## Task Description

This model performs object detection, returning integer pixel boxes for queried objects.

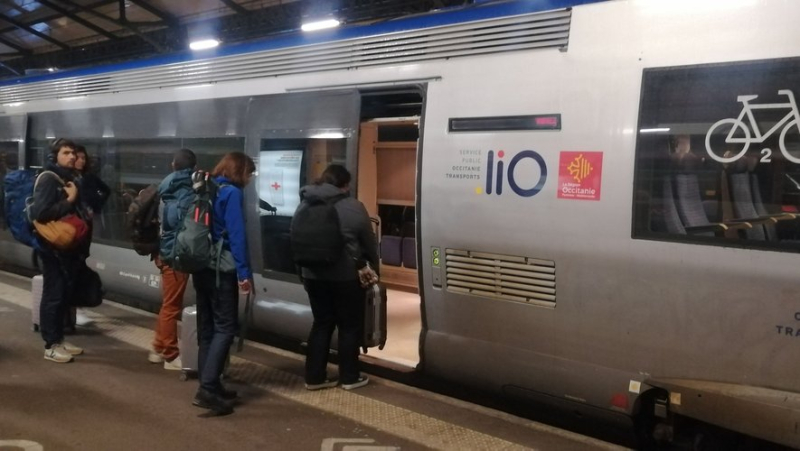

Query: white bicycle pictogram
[705,89,800,164]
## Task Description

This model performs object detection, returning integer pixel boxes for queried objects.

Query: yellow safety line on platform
[0,279,625,451]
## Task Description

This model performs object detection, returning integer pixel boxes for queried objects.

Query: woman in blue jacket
[192,151,255,416]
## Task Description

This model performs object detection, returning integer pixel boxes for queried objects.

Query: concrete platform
[0,272,627,451]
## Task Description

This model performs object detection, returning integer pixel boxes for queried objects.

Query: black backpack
[290,194,346,268]
[126,184,160,256]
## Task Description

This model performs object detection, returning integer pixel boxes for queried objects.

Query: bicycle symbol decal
[705,89,800,164]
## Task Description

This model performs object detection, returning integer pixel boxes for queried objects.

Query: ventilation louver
[0,9,571,104]
[445,249,556,306]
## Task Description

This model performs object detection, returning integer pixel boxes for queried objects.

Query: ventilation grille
[0,9,571,104]
[445,249,556,306]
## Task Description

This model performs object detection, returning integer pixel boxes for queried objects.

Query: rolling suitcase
[179,305,199,381]
[31,274,76,333]
[362,283,387,353]
[179,303,237,381]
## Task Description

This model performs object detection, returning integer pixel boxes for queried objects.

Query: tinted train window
[633,58,800,251]
[259,138,347,275]
[29,137,243,249]
[0,142,19,232]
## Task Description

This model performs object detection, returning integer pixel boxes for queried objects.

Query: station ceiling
[0,0,472,79]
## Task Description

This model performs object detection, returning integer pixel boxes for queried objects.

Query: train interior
[633,58,800,249]
[354,89,423,367]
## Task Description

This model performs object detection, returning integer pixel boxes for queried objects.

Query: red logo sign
[557,151,603,201]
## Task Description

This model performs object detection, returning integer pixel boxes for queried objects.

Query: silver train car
[1,0,798,447]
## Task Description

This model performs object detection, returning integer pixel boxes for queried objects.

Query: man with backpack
[148,148,197,370]
[30,139,85,363]
[291,164,379,391]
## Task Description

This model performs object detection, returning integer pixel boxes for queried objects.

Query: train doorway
[356,88,424,367]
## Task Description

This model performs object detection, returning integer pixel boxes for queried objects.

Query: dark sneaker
[193,388,233,416]
[305,379,338,391]
[341,376,369,390]
[215,385,238,400]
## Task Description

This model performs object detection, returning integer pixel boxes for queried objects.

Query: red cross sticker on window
[271,182,281,190]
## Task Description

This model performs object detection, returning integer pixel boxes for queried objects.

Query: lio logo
[483,150,547,197]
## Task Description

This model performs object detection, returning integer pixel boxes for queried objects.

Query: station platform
[0,272,627,451]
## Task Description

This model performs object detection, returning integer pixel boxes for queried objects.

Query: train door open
[356,89,424,367]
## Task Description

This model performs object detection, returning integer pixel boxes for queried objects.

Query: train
[1,0,799,447]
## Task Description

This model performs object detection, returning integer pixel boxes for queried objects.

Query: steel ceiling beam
[219,0,248,15]
[0,35,32,55]
[0,0,118,36]
[126,0,178,25]
[0,13,69,50]
[54,0,167,52]
[36,0,120,41]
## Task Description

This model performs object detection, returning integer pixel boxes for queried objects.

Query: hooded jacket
[157,168,194,261]
[297,183,379,281]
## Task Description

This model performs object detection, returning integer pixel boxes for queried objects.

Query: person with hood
[148,148,197,370]
[295,164,379,391]
[31,139,86,363]
[191,151,254,416]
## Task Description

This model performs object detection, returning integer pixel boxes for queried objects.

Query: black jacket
[30,163,77,224]
[76,172,110,214]
[298,183,379,281]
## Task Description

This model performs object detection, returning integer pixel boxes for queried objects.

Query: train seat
[730,172,767,240]
[380,235,403,267]
[674,174,751,235]
[402,237,417,269]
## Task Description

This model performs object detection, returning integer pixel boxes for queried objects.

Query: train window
[28,137,243,249]
[632,58,800,251]
[0,142,19,232]
[259,137,347,276]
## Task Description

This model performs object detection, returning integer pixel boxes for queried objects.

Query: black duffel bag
[70,263,104,308]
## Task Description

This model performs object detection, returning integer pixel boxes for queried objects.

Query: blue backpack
[3,169,42,251]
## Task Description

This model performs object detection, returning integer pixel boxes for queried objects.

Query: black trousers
[303,279,365,385]
[193,268,239,394]
[40,252,78,349]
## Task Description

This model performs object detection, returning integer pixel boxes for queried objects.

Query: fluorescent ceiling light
[639,127,671,133]
[310,132,345,139]
[59,95,87,101]
[3,102,24,107]
[189,39,219,51]
[47,67,56,72]
[301,19,340,32]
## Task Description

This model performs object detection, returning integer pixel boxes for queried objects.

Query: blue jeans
[40,252,78,349]
[303,279,365,385]
[193,268,239,393]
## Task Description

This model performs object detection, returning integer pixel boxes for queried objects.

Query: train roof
[0,0,605,89]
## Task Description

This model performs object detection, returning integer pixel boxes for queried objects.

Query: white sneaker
[44,346,73,363]
[148,351,164,364]
[60,342,84,356]
[74,310,93,326]
[163,357,182,371]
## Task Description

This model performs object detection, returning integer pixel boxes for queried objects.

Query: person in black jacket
[72,145,110,326]
[31,139,85,363]
[74,145,110,220]
[295,165,380,391]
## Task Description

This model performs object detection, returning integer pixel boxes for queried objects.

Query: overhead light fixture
[639,127,671,133]
[301,19,340,32]
[47,67,56,72]
[310,132,345,139]
[189,39,220,51]
[3,102,24,107]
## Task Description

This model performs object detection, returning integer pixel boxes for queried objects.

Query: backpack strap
[34,170,64,190]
